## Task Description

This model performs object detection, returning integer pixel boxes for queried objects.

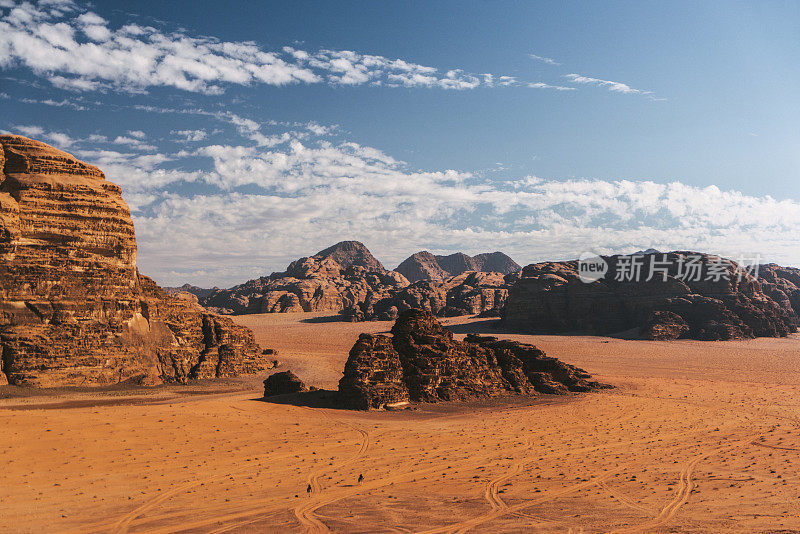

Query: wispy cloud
[564,73,651,95]
[529,53,560,66]
[528,82,576,91]
[0,1,522,94]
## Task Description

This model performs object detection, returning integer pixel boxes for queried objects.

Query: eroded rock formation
[346,270,517,321]
[0,135,271,387]
[200,241,410,315]
[395,251,520,282]
[338,309,609,409]
[503,252,797,340]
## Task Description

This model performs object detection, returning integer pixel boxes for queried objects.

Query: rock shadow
[254,389,350,410]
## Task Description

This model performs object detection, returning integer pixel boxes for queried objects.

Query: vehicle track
[292,409,371,533]
[607,433,760,534]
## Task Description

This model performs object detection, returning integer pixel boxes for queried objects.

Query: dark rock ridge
[164,283,219,299]
[757,264,800,323]
[0,135,273,387]
[200,241,409,315]
[503,252,797,341]
[395,250,520,282]
[342,270,519,322]
[338,309,610,409]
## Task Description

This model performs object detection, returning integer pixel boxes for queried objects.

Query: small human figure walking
[306,484,312,494]
[357,474,364,484]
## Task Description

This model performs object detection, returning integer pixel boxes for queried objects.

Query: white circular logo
[578,252,608,283]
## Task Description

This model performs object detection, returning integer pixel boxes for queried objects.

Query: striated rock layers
[503,252,797,341]
[201,241,410,315]
[338,309,609,409]
[395,251,520,282]
[343,270,519,322]
[0,135,270,387]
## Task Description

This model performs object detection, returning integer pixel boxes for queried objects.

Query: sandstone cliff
[502,252,797,340]
[395,250,520,282]
[0,136,271,387]
[338,309,609,409]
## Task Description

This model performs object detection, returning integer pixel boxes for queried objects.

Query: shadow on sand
[299,314,346,324]
[254,389,353,410]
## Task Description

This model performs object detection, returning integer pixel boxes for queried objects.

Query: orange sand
[2,312,799,533]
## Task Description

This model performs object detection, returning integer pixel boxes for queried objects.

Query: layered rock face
[201,241,410,315]
[0,136,270,386]
[395,250,520,282]
[346,270,517,321]
[338,309,609,409]
[503,252,797,340]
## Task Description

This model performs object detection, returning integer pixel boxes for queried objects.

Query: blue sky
[1,0,800,286]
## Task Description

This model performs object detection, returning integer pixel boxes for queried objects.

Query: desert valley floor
[2,313,800,533]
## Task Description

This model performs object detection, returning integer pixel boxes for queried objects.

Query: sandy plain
[2,312,800,533]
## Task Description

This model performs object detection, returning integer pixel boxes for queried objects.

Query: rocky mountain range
[0,136,273,387]
[395,251,520,282]
[502,253,800,340]
[194,241,517,320]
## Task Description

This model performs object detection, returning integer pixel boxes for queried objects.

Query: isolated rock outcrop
[338,309,609,409]
[263,370,308,397]
[395,251,520,282]
[200,241,410,315]
[503,252,796,340]
[0,135,272,387]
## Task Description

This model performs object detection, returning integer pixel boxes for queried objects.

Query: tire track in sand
[607,433,759,534]
[102,399,274,534]
[292,409,371,533]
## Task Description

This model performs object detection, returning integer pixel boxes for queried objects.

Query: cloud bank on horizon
[9,111,799,287]
[1,0,798,287]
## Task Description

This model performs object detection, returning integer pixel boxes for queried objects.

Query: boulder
[641,311,690,340]
[263,371,308,397]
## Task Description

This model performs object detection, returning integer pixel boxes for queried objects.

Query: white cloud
[5,123,74,147]
[529,82,576,91]
[112,135,156,151]
[529,53,560,66]
[0,1,520,94]
[564,73,651,95]
[172,128,208,142]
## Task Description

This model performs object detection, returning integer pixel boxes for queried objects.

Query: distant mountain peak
[395,250,520,282]
[312,240,385,272]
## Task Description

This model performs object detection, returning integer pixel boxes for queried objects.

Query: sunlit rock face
[395,250,520,282]
[0,136,269,387]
